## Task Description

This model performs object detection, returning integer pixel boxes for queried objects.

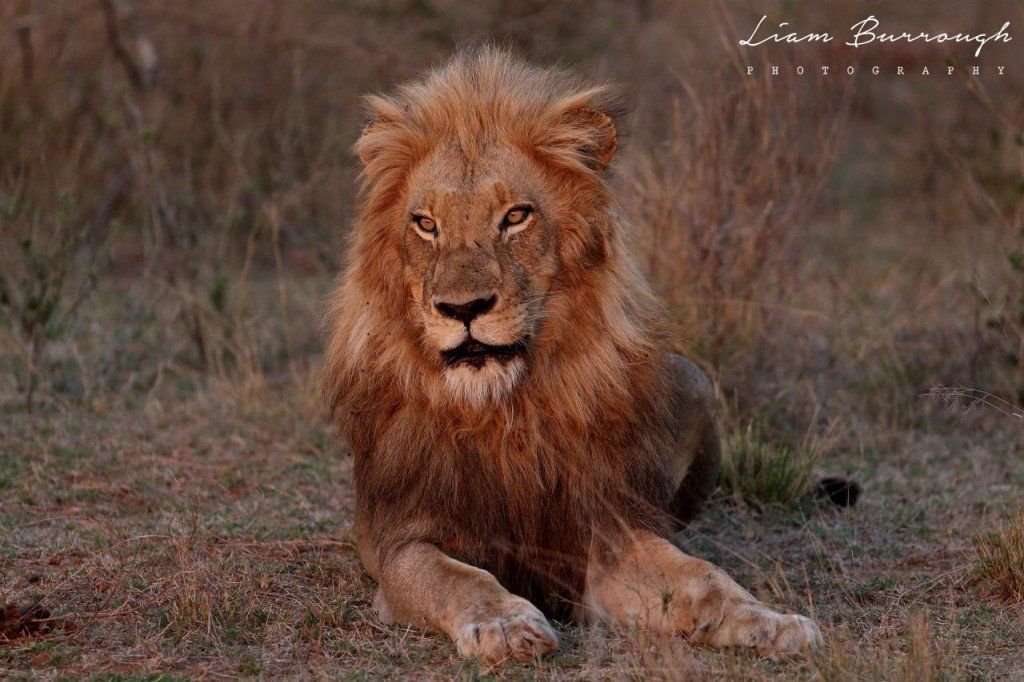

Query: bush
[0,193,102,409]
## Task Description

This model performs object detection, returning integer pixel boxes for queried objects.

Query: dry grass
[3,378,1024,677]
[622,59,846,373]
[974,509,1024,603]
[2,0,1024,678]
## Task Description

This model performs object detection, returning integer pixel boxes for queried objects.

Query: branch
[98,0,158,92]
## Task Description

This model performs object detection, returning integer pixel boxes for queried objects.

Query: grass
[974,509,1024,602]
[719,422,823,508]
[1,373,1022,677]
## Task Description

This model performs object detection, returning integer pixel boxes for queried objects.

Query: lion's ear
[355,95,403,168]
[564,107,617,171]
[355,120,380,167]
[549,86,621,172]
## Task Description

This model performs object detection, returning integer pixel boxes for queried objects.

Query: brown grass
[2,0,1024,678]
[622,60,846,373]
[974,509,1024,602]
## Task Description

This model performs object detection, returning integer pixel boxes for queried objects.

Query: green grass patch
[720,422,821,508]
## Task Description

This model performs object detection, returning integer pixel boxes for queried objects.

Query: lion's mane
[324,48,680,615]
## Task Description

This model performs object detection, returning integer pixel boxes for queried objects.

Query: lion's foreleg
[374,542,558,662]
[580,532,822,655]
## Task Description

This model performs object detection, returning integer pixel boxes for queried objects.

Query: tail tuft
[815,477,861,507]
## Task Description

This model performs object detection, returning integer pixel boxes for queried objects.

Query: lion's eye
[413,215,437,235]
[501,206,532,230]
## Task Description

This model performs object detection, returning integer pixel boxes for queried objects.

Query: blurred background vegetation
[0,0,1020,433]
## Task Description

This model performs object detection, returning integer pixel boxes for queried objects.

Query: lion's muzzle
[434,294,497,325]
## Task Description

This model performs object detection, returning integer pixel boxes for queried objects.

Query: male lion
[324,48,823,663]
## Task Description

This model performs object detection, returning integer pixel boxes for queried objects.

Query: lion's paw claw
[454,600,558,663]
[693,602,822,657]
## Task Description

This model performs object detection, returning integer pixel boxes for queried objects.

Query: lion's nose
[434,295,497,325]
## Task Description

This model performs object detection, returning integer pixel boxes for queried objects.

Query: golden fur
[323,47,822,662]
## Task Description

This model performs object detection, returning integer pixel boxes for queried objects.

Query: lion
[323,47,823,663]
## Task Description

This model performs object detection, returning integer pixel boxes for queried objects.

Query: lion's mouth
[441,338,527,369]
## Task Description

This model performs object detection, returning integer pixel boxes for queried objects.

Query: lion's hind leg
[669,417,722,524]
[581,531,822,656]
[666,354,722,525]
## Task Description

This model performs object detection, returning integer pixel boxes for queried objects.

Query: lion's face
[403,143,559,404]
[348,49,621,408]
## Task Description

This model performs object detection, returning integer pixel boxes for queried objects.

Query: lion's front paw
[692,601,823,656]
[454,598,559,663]
[770,613,823,654]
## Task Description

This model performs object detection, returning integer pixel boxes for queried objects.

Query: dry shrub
[960,79,1024,405]
[0,1,370,400]
[621,60,847,380]
[0,122,122,408]
[973,509,1024,602]
[0,188,103,410]
[901,67,1024,410]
